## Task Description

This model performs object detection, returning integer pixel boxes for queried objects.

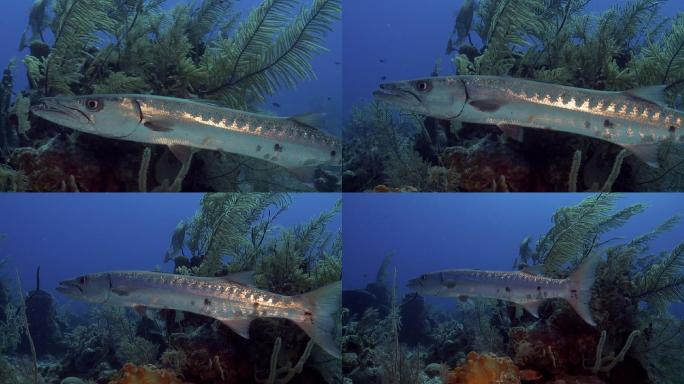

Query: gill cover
[374,77,468,119]
[31,95,140,138]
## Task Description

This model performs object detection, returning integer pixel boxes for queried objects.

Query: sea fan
[633,241,684,311]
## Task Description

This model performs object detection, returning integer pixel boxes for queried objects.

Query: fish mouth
[373,83,422,107]
[55,280,83,296]
[31,98,91,125]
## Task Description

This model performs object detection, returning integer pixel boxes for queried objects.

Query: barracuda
[57,271,341,358]
[407,254,601,326]
[374,75,684,167]
[31,94,340,175]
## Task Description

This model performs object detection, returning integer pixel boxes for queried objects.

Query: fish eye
[414,80,432,93]
[85,99,102,111]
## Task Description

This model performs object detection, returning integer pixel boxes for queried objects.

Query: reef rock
[447,351,520,384]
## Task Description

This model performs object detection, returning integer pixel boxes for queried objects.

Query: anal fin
[622,143,659,168]
[168,144,194,164]
[521,301,541,318]
[221,318,253,339]
[498,124,525,142]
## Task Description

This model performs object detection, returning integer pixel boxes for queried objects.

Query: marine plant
[514,193,684,383]
[171,192,341,295]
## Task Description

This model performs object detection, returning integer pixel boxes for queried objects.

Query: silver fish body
[31,94,341,172]
[57,271,341,357]
[375,75,684,167]
[408,254,601,326]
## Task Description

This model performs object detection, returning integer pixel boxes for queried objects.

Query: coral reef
[0,0,341,191]
[344,0,684,191]
[343,194,684,384]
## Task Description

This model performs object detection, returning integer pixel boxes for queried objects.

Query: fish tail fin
[295,281,341,358]
[566,253,602,326]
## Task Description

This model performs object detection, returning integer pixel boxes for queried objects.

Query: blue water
[0,0,342,133]
[342,193,684,314]
[0,193,340,303]
[343,0,684,119]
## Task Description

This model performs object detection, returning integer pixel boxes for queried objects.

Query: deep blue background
[0,193,340,301]
[343,193,684,315]
[0,0,342,133]
[342,0,684,119]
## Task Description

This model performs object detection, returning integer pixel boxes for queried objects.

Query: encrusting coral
[108,363,188,384]
[446,351,520,384]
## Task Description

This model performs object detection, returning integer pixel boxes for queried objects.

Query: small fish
[381,76,387,81]
[163,221,187,263]
[407,254,602,326]
[374,76,684,167]
[272,102,281,108]
[327,97,332,101]
[454,0,476,46]
[334,61,341,65]
[379,59,385,63]
[31,95,341,177]
[57,270,342,358]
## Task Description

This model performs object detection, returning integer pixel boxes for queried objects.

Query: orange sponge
[447,351,521,384]
[108,363,189,384]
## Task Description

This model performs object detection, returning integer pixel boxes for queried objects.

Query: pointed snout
[55,279,82,296]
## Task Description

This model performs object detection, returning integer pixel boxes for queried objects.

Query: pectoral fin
[221,318,253,339]
[521,301,541,318]
[469,99,507,112]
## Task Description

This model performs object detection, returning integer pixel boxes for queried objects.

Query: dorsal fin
[220,271,255,286]
[625,85,668,107]
[521,265,544,276]
[289,113,326,130]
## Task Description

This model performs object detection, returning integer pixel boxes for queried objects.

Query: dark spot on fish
[537,286,541,291]
[112,289,129,296]
[669,125,677,133]
[304,311,313,316]
[274,143,283,152]
[470,99,504,112]
[584,121,591,129]
[253,302,259,308]
[272,102,280,108]
[145,120,173,132]
[505,286,511,292]
[330,150,337,158]
[256,145,262,152]
[204,298,211,306]
[603,119,614,128]
[444,281,456,289]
